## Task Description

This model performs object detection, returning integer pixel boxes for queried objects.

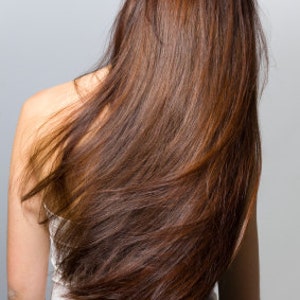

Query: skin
[7,91,52,300]
[7,66,260,299]
[7,68,109,300]
[219,208,260,300]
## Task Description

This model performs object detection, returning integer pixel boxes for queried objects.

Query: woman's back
[8,1,268,299]
[35,70,220,299]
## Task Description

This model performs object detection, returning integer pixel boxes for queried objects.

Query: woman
[7,0,268,299]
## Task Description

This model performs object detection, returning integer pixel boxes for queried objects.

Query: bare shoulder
[9,65,111,204]
[7,65,111,298]
[13,65,111,172]
[22,65,111,127]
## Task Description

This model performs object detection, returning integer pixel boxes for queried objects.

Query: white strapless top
[44,204,218,300]
[44,204,71,299]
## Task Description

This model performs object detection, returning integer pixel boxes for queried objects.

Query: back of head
[22,0,268,299]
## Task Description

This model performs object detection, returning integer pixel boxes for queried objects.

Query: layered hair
[21,0,269,299]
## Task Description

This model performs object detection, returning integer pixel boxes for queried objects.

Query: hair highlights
[21,0,268,299]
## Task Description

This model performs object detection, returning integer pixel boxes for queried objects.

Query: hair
[21,0,269,299]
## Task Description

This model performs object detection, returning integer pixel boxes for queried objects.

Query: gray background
[1,1,299,299]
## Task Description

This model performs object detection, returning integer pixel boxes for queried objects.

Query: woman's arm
[7,94,51,300]
[218,205,260,300]
[7,74,106,299]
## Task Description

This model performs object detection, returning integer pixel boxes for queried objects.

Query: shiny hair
[21,0,268,298]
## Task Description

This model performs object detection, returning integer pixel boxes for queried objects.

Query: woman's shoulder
[13,66,111,176]
[22,65,111,125]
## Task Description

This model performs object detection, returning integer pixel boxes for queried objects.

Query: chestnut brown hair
[21,0,268,298]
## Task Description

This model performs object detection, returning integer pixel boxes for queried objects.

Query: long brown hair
[21,0,269,299]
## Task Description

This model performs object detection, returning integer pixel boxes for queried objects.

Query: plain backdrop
[1,1,299,299]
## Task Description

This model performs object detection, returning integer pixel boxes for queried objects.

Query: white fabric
[44,204,218,299]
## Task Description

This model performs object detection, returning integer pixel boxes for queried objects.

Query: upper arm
[7,91,56,299]
[7,67,113,298]
[218,206,260,300]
